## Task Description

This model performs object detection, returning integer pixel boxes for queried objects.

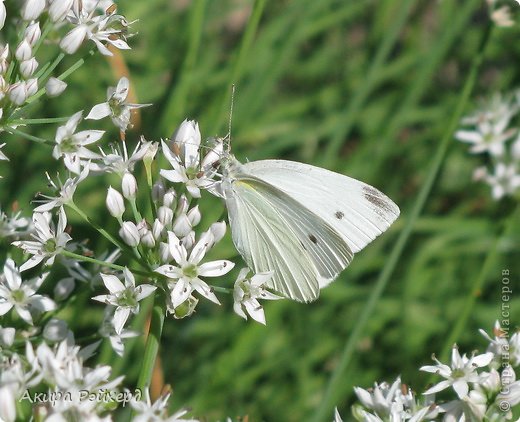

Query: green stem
[6,127,49,144]
[439,203,519,362]
[68,202,127,252]
[310,23,494,422]
[60,249,150,278]
[9,117,70,125]
[135,291,166,395]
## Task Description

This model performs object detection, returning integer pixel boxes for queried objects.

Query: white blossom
[92,268,156,334]
[233,268,280,325]
[106,186,125,218]
[119,221,140,247]
[45,77,67,97]
[21,0,46,21]
[12,207,71,271]
[155,230,234,308]
[420,346,494,399]
[0,258,55,324]
[87,77,150,132]
[160,120,222,198]
[100,138,156,175]
[131,389,199,422]
[52,111,103,174]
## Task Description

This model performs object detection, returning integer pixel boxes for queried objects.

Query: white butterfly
[215,151,400,303]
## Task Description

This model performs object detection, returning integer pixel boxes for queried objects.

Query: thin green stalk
[159,0,207,132]
[208,0,267,135]
[133,291,166,416]
[310,23,494,422]
[9,117,70,125]
[439,203,519,362]
[322,0,418,168]
[6,127,49,144]
[60,249,150,278]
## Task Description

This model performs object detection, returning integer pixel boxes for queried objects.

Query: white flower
[52,111,103,174]
[99,308,139,357]
[8,81,28,105]
[24,22,41,46]
[43,318,69,342]
[0,258,55,324]
[92,268,156,334]
[45,77,67,97]
[233,268,280,325]
[34,167,90,212]
[0,207,32,238]
[122,172,138,199]
[420,345,494,399]
[86,77,150,132]
[48,0,73,22]
[20,57,38,78]
[333,408,343,422]
[100,138,156,175]
[155,230,234,308]
[15,40,32,62]
[12,207,72,271]
[160,121,222,198]
[131,389,199,422]
[0,325,15,347]
[483,163,520,199]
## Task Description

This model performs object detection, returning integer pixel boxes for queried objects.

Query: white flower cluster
[456,92,520,200]
[0,0,132,148]
[486,0,518,27]
[339,321,520,422]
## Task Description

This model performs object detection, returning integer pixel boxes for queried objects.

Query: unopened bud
[152,181,165,203]
[49,0,73,22]
[122,172,137,199]
[15,40,32,61]
[152,219,165,241]
[8,81,27,105]
[25,78,37,97]
[0,1,6,31]
[157,205,174,226]
[210,221,226,245]
[173,213,191,238]
[159,241,170,263]
[21,0,45,21]
[24,22,41,46]
[106,186,125,218]
[119,221,140,247]
[20,58,38,78]
[163,190,177,208]
[187,205,201,227]
[45,77,67,97]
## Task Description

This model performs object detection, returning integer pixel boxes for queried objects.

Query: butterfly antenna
[225,84,236,154]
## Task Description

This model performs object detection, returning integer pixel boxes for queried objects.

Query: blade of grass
[310,23,494,422]
[322,0,418,168]
[159,0,207,133]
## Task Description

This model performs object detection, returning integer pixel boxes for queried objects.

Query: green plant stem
[9,117,71,125]
[6,127,49,144]
[439,203,519,362]
[322,0,418,168]
[134,291,166,404]
[310,23,494,422]
[60,249,150,278]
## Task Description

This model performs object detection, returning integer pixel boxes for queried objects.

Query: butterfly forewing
[243,160,400,253]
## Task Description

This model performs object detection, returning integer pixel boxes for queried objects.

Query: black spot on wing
[308,234,318,244]
[335,211,344,219]
[363,185,393,216]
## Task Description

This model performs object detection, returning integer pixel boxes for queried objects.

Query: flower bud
[8,81,27,105]
[43,318,69,342]
[106,186,125,218]
[176,194,189,215]
[45,77,67,97]
[170,119,201,149]
[157,205,174,226]
[210,221,226,245]
[20,58,38,78]
[21,0,45,21]
[25,78,37,97]
[15,40,32,61]
[119,221,140,247]
[0,1,7,31]
[122,172,137,199]
[24,22,41,46]
[152,181,165,203]
[187,205,201,227]
[152,219,165,241]
[54,277,75,301]
[49,0,73,22]
[141,230,156,248]
[173,213,191,238]
[0,45,9,74]
[163,189,177,208]
[182,231,195,251]
[0,326,15,347]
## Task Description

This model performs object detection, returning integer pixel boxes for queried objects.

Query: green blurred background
[1,0,520,420]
